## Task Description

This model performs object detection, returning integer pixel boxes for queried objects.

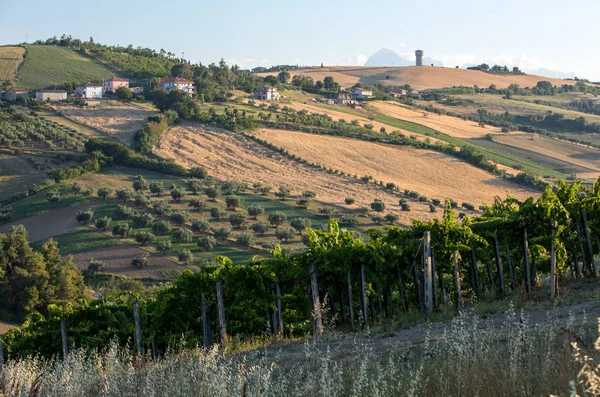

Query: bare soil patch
[0,202,103,242]
[71,245,183,280]
[56,103,155,146]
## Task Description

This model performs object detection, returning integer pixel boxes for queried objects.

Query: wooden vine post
[275,283,284,336]
[506,247,517,289]
[493,230,505,296]
[470,240,481,297]
[550,221,558,300]
[201,293,211,348]
[61,318,68,358]
[359,261,368,328]
[522,222,532,299]
[0,334,4,370]
[431,253,440,309]
[452,251,462,311]
[347,268,355,325]
[133,301,143,356]
[582,208,597,276]
[423,231,433,316]
[309,263,323,335]
[216,279,227,342]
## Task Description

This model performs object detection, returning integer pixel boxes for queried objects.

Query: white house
[159,77,195,94]
[75,82,103,99]
[254,86,280,101]
[351,87,373,100]
[36,90,67,101]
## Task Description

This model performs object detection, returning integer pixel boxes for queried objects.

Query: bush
[116,189,134,202]
[247,205,265,219]
[131,253,149,268]
[188,198,206,211]
[275,186,291,200]
[213,226,232,240]
[157,240,172,254]
[170,210,190,226]
[46,190,61,202]
[429,204,437,213]
[177,249,193,264]
[149,181,164,196]
[153,201,172,217]
[296,198,310,209]
[173,227,194,243]
[268,211,287,226]
[135,231,156,245]
[339,214,359,226]
[133,212,154,227]
[432,198,441,206]
[191,218,210,233]
[258,186,272,195]
[95,216,111,230]
[198,236,216,251]
[171,187,185,202]
[75,209,94,223]
[302,190,316,199]
[187,178,202,194]
[152,220,172,235]
[462,202,475,211]
[132,176,149,191]
[188,166,208,179]
[371,215,384,224]
[401,203,411,212]
[236,232,256,248]
[384,213,399,224]
[356,207,370,217]
[71,182,84,193]
[251,222,269,235]
[371,199,386,212]
[318,207,335,216]
[87,259,105,272]
[450,200,458,208]
[112,223,130,238]
[290,218,312,233]
[229,213,248,229]
[345,197,356,205]
[408,191,420,199]
[385,182,397,190]
[205,186,220,201]
[210,207,225,220]
[275,225,296,241]
[225,195,242,210]
[97,187,112,199]
[418,196,428,202]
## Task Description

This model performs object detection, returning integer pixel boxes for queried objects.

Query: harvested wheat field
[261,66,578,90]
[155,123,441,225]
[369,101,502,139]
[493,134,600,178]
[71,245,182,280]
[0,46,24,81]
[250,128,537,206]
[56,103,155,146]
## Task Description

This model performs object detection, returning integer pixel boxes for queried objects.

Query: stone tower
[415,50,424,66]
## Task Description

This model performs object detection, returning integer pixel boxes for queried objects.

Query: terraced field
[0,46,24,81]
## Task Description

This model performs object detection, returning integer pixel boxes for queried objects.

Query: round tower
[415,50,424,66]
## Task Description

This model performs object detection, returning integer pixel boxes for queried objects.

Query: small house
[36,90,67,102]
[159,77,195,94]
[129,86,144,95]
[6,88,29,101]
[103,77,129,92]
[332,92,356,105]
[75,82,103,99]
[254,86,280,101]
[351,87,373,100]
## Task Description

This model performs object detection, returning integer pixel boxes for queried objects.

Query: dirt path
[0,201,103,242]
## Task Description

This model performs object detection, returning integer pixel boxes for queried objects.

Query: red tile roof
[10,88,28,93]
[160,77,194,84]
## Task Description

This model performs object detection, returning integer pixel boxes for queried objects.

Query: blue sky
[2,0,599,79]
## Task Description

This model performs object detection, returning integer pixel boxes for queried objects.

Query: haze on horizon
[2,0,599,80]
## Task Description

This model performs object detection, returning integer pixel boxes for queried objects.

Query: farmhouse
[351,87,373,100]
[5,87,29,101]
[103,77,129,92]
[75,82,103,99]
[159,77,195,94]
[35,90,67,102]
[254,86,280,101]
[332,92,357,105]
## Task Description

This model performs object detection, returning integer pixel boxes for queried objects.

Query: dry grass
[0,154,47,201]
[0,46,24,81]
[260,66,578,90]
[368,101,502,138]
[493,134,600,178]
[55,103,156,146]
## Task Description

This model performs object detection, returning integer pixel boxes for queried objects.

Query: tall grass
[1,307,597,396]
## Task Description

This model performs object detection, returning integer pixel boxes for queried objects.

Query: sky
[2,0,600,80]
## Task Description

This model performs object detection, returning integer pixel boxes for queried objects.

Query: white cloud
[342,54,369,66]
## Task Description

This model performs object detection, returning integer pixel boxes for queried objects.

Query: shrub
[213,226,232,240]
[251,222,269,235]
[177,249,193,264]
[170,210,190,226]
[71,182,84,193]
[75,209,94,223]
[152,220,172,235]
[153,201,172,217]
[275,186,291,200]
[229,213,248,229]
[157,240,172,254]
[371,214,384,224]
[318,207,335,216]
[134,194,150,207]
[132,176,149,191]
[46,190,61,202]
[187,178,202,194]
[188,166,208,179]
[302,190,316,199]
[173,227,194,243]
[135,232,156,245]
[191,219,210,233]
[116,189,133,202]
[198,236,216,251]
[432,198,441,206]
[371,199,386,212]
[149,181,164,196]
[87,260,105,272]
[131,253,149,268]
[290,218,312,233]
[205,186,220,201]
[401,202,411,211]
[296,198,310,209]
[171,187,185,202]
[258,186,272,195]
[95,216,111,230]
[275,225,296,241]
[112,223,130,238]
[399,198,407,205]
[210,207,225,220]
[356,207,370,217]
[189,198,206,211]
[236,232,256,248]
[268,211,287,226]
[247,205,265,219]
[261,241,278,250]
[450,200,458,208]
[97,187,112,199]
[418,196,428,202]
[385,182,397,190]
[429,204,437,213]
[225,195,242,210]
[462,202,475,211]
[360,175,373,183]
[384,213,399,224]
[301,233,310,245]
[408,191,420,199]
[339,214,359,226]
[345,197,356,205]
[133,212,154,227]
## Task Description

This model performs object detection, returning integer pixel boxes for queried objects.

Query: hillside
[0,46,24,82]
[260,66,580,90]
[18,45,118,89]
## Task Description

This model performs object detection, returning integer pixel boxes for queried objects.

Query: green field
[0,154,47,202]
[32,228,122,255]
[18,45,119,89]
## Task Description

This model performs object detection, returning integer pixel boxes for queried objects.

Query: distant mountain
[531,68,576,80]
[422,57,444,67]
[364,48,411,67]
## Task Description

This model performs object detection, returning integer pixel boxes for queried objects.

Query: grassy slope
[18,45,117,89]
[0,154,47,202]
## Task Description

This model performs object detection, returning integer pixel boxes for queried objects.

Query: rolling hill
[17,45,119,89]
[0,46,25,82]
[260,66,580,90]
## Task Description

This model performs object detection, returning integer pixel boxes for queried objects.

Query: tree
[229,213,248,229]
[275,225,296,241]
[97,187,111,199]
[153,201,172,217]
[205,186,221,201]
[275,186,291,200]
[135,232,156,245]
[236,232,256,248]
[345,197,355,205]
[225,195,242,210]
[247,205,265,219]
[384,213,399,224]
[188,198,206,211]
[268,211,287,226]
[87,260,105,272]
[198,236,216,251]
[371,199,386,212]
[75,209,94,223]
[290,218,312,234]
[258,186,272,195]
[116,86,133,100]
[191,218,210,233]
[296,198,310,209]
[116,189,134,202]
[95,216,111,230]
[189,166,208,179]
[213,226,232,240]
[187,178,202,194]
[112,223,130,238]
[173,227,194,243]
[149,181,164,196]
[170,210,190,226]
[152,220,172,235]
[371,214,384,224]
[302,190,317,199]
[171,187,185,202]
[251,222,269,235]
[323,76,335,90]
[133,176,149,191]
[177,249,193,264]
[133,212,154,227]
[277,70,290,84]
[131,253,149,268]
[157,240,172,254]
[46,190,61,202]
